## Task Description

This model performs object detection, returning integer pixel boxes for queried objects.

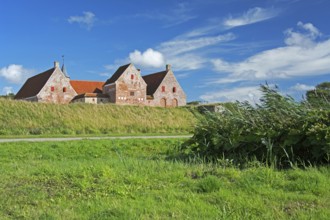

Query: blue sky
[1,0,330,103]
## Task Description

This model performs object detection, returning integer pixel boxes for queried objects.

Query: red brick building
[15,62,186,107]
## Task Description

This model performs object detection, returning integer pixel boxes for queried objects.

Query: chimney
[166,64,171,71]
[54,61,60,68]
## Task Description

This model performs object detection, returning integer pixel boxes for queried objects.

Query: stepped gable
[142,70,167,96]
[14,68,55,99]
[104,63,130,85]
[70,80,104,94]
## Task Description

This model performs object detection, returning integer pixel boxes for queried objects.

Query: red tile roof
[70,80,104,94]
[104,63,130,85]
[15,68,55,99]
[142,70,167,96]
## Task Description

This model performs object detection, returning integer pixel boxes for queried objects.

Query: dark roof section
[71,93,109,102]
[14,68,55,99]
[104,63,131,85]
[142,70,167,96]
[70,80,104,94]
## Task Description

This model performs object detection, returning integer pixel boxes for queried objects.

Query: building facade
[103,63,147,105]
[15,61,186,107]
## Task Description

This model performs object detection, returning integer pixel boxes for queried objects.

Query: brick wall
[148,71,186,107]
[37,68,77,104]
[104,65,147,105]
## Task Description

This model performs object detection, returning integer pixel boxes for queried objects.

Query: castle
[14,61,186,107]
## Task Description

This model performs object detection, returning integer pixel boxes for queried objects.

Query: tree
[306,82,330,108]
[0,93,15,99]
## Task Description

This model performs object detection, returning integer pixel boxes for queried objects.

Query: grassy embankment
[0,99,197,137]
[0,138,329,219]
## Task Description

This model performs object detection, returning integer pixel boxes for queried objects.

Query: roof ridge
[104,63,131,85]
[143,70,168,78]
[28,67,55,79]
[14,67,55,99]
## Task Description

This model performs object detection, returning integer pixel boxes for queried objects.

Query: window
[130,91,135,96]
[63,87,67,92]
[173,87,176,93]
[131,74,134,80]
[51,86,55,92]
[162,86,165,92]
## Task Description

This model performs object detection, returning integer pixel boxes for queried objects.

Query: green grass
[0,99,197,136]
[0,138,329,219]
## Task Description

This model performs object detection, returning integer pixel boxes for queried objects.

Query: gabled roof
[104,63,131,85]
[142,70,167,96]
[15,68,55,99]
[70,80,104,94]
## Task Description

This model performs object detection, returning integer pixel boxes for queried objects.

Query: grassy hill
[0,99,198,136]
[0,138,329,219]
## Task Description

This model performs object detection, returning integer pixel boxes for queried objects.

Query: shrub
[180,85,330,167]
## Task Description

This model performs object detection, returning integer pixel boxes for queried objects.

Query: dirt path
[0,135,192,143]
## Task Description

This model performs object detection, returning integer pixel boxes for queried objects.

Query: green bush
[180,85,330,167]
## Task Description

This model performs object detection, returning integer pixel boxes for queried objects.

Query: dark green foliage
[306,82,330,108]
[181,85,330,167]
[187,101,202,105]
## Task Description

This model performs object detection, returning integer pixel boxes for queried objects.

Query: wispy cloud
[135,2,197,28]
[0,64,33,84]
[158,33,235,56]
[223,7,280,28]
[105,32,235,72]
[211,22,330,84]
[68,11,96,30]
[200,85,262,103]
[176,7,280,40]
[153,33,235,71]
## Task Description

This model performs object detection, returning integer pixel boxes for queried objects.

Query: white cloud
[158,33,235,56]
[212,22,330,83]
[200,86,262,103]
[154,33,235,71]
[297,21,321,38]
[167,54,206,71]
[68,11,96,30]
[290,83,315,91]
[162,2,197,27]
[223,7,280,28]
[135,2,196,28]
[0,64,33,84]
[2,86,13,95]
[129,48,165,68]
[179,7,280,39]
[285,22,321,47]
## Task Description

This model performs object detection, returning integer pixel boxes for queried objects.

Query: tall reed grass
[0,99,197,135]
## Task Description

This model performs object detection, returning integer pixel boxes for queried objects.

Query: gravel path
[0,135,192,143]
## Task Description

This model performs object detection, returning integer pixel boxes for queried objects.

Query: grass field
[0,138,329,219]
[0,99,197,136]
